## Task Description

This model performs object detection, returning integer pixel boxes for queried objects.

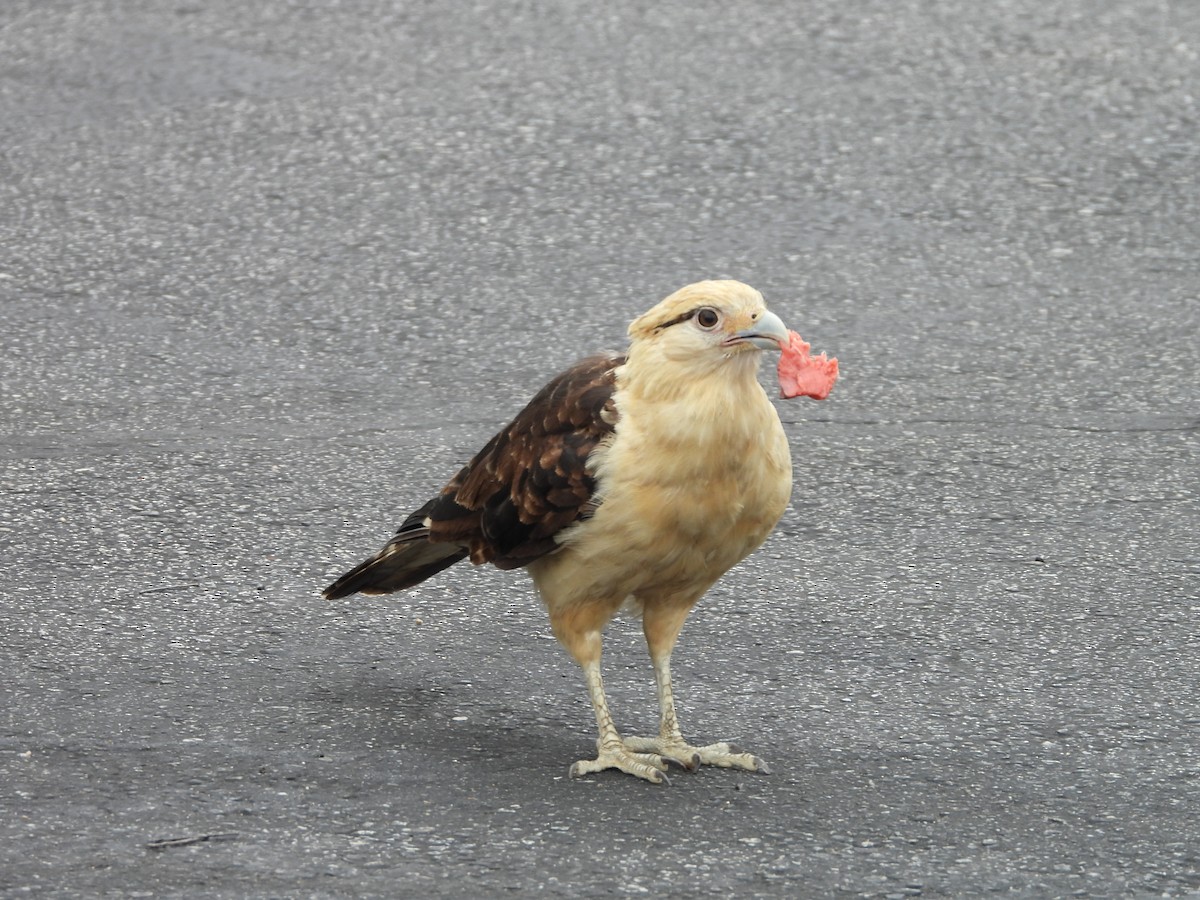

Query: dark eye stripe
[653,307,703,331]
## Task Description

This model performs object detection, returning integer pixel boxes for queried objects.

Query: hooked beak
[723,309,789,351]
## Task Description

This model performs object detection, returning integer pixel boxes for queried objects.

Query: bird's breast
[533,379,791,605]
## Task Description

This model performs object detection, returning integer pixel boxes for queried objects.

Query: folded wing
[322,353,623,599]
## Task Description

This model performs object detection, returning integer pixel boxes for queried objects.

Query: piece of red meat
[777,330,838,400]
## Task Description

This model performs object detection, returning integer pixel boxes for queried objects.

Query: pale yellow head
[627,280,789,363]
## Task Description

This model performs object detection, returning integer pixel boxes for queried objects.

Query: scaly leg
[549,602,674,784]
[622,598,770,774]
[568,655,674,784]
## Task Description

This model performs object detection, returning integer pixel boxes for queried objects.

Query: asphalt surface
[2,1,1198,897]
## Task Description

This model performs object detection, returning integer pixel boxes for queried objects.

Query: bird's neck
[618,343,764,406]
[612,345,777,464]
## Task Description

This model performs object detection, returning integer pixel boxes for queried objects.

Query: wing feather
[424,353,623,568]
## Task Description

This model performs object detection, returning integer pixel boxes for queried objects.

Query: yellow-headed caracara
[324,280,838,784]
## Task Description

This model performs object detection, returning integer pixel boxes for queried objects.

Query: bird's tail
[322,534,468,600]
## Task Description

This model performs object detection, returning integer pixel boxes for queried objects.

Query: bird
[324,279,819,784]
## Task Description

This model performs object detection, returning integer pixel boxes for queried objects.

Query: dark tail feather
[322,540,468,600]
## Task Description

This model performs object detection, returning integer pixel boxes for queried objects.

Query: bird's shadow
[306,670,592,776]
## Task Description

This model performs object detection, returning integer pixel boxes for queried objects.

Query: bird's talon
[570,748,673,784]
[661,754,694,772]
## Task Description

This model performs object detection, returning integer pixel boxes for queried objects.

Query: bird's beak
[724,309,789,351]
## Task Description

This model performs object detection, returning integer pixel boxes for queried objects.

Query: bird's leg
[568,654,673,784]
[550,608,673,784]
[621,600,770,774]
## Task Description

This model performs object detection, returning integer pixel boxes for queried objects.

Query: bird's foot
[621,737,770,774]
[568,743,677,785]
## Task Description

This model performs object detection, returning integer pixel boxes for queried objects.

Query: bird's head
[627,280,789,369]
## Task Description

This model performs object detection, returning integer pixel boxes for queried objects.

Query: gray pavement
[2,1,1198,896]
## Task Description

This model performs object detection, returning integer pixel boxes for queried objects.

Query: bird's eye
[695,307,720,329]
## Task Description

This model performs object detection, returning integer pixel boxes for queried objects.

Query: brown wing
[322,353,622,600]
[421,352,623,569]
